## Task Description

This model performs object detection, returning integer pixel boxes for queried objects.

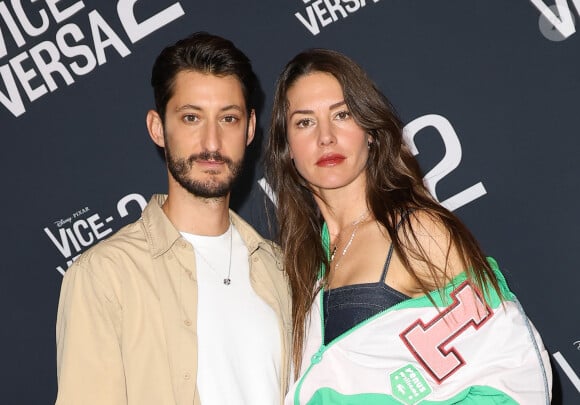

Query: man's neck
[162,188,231,236]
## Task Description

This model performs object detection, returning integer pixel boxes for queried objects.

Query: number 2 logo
[399,282,493,383]
[403,114,487,212]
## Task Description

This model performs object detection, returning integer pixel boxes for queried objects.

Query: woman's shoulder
[399,210,466,293]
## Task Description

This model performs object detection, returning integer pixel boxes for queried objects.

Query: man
[55,32,291,405]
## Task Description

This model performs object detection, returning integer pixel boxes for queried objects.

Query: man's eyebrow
[175,104,202,112]
[220,104,245,112]
[174,104,245,112]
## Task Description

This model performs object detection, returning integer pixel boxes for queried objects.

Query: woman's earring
[367,139,373,149]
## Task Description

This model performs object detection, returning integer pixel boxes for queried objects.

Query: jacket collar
[141,194,181,258]
[141,194,278,262]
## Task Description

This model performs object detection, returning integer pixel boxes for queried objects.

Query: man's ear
[146,110,165,148]
[246,109,256,146]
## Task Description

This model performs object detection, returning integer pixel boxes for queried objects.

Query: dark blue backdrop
[1,1,578,403]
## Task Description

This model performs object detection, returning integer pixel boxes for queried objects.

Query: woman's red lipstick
[316,154,346,167]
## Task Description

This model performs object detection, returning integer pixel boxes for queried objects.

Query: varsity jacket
[287,233,551,404]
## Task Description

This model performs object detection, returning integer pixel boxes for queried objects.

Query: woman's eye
[296,118,313,128]
[335,110,350,120]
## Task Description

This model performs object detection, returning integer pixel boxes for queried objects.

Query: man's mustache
[187,151,233,165]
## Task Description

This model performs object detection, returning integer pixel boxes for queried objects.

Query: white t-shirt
[181,224,281,405]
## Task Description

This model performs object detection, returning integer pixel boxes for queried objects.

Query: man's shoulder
[59,218,151,306]
[71,218,149,272]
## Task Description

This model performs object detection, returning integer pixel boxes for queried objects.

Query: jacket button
[183,372,191,380]
[311,352,323,364]
[253,257,259,262]
[311,347,325,364]
[184,319,192,326]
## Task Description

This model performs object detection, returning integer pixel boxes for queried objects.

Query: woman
[265,49,552,404]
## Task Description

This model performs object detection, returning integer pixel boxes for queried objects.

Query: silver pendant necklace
[194,222,233,285]
[330,211,370,273]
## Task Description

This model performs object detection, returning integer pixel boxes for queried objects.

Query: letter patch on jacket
[399,281,493,383]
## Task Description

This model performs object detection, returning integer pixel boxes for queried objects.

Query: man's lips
[196,159,225,166]
[316,154,346,167]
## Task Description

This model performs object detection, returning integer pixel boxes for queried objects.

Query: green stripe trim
[305,386,518,405]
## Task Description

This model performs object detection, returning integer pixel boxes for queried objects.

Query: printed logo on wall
[44,193,147,275]
[0,0,185,118]
[294,0,382,36]
[530,0,578,41]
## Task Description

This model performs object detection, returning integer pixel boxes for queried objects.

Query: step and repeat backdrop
[1,0,578,403]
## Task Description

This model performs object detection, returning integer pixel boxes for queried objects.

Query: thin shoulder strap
[379,212,411,283]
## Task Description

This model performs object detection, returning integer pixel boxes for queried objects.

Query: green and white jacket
[286,255,552,405]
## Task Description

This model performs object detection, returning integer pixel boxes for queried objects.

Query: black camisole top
[323,241,410,345]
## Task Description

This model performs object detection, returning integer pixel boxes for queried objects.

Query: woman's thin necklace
[330,211,370,272]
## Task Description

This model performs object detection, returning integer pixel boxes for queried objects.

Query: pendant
[330,245,338,261]
[223,278,231,285]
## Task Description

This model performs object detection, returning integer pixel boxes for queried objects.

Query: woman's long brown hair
[264,49,501,378]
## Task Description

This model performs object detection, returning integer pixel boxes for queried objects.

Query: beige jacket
[56,194,291,405]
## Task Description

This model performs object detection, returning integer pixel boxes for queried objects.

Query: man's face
[154,71,255,199]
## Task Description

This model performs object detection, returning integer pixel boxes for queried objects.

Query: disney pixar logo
[45,193,146,275]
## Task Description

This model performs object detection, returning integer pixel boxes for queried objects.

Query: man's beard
[165,143,243,199]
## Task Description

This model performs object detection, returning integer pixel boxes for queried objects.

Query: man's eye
[222,115,239,123]
[183,114,198,123]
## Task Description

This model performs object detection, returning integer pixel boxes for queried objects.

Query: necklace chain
[193,222,233,285]
[330,211,369,273]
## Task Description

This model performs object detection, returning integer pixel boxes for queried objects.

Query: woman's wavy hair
[265,49,500,376]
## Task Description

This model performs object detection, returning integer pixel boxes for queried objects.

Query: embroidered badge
[389,364,432,405]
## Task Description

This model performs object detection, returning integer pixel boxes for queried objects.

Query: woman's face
[286,72,372,194]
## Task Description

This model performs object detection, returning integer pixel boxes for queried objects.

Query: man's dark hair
[151,32,258,121]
